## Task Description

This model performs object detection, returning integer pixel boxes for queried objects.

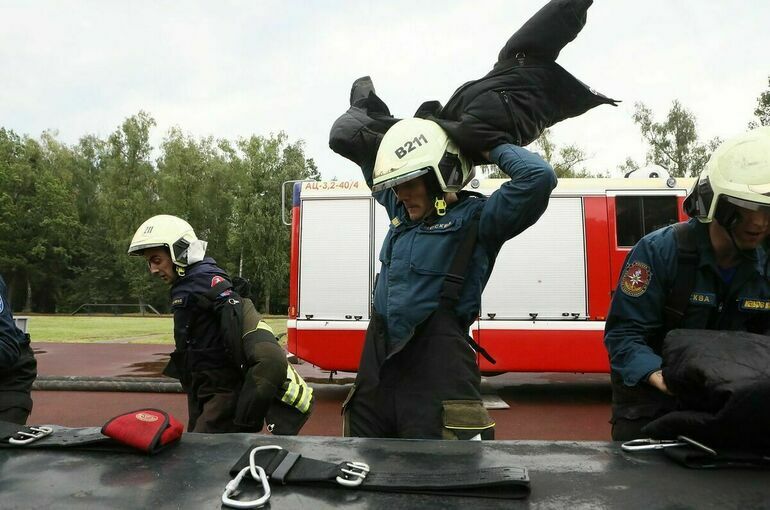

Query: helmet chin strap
[724,222,754,264]
[175,266,186,277]
[434,196,447,216]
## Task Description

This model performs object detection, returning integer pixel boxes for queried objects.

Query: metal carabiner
[8,426,53,445]
[336,461,370,487]
[221,445,283,509]
[621,436,717,456]
[221,465,271,509]
[249,445,284,480]
[621,438,686,451]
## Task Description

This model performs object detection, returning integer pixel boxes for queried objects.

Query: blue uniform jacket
[363,143,557,351]
[604,219,770,387]
[0,275,28,371]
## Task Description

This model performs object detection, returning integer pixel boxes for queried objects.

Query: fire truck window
[616,196,679,247]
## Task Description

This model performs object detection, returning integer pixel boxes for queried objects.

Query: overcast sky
[1,1,768,181]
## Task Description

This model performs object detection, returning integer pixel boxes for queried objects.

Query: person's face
[394,177,433,221]
[730,206,770,250]
[143,247,177,284]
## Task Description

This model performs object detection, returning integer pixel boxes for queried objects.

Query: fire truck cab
[287,177,694,374]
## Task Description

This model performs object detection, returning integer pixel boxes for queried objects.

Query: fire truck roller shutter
[298,199,372,320]
[481,196,587,319]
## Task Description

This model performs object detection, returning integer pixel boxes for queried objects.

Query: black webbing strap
[230,445,530,499]
[434,215,496,365]
[194,280,234,310]
[0,421,129,452]
[438,216,480,309]
[664,446,770,469]
[663,222,699,332]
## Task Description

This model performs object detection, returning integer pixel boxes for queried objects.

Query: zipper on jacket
[497,91,517,133]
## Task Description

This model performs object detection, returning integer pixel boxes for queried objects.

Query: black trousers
[610,371,674,441]
[0,406,30,425]
[344,309,493,439]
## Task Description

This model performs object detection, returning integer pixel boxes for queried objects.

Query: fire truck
[285,176,694,374]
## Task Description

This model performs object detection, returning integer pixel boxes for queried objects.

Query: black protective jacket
[165,259,288,433]
[643,329,770,451]
[0,275,36,415]
[329,0,616,167]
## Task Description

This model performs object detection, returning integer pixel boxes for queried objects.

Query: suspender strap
[433,214,496,364]
[663,222,699,332]
[195,280,234,309]
[434,214,497,364]
[438,216,480,309]
[229,444,530,499]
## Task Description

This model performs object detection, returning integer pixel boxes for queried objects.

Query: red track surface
[29,342,612,440]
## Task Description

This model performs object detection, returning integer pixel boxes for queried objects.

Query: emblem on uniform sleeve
[620,261,652,297]
[211,276,225,287]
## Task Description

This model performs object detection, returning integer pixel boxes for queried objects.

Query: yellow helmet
[128,215,207,267]
[372,118,473,193]
[684,127,770,227]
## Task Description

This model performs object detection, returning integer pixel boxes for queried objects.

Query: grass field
[26,315,289,344]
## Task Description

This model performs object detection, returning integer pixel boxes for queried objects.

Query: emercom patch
[620,261,652,297]
[739,298,770,311]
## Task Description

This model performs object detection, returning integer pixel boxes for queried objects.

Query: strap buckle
[8,426,53,445]
[336,461,370,487]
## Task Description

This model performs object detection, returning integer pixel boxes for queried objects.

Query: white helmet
[128,215,207,267]
[684,127,770,227]
[372,118,473,194]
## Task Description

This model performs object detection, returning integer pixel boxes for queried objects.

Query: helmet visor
[371,167,430,193]
[127,242,167,255]
[723,195,770,213]
[715,195,770,229]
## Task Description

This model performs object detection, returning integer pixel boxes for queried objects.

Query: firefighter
[0,274,37,425]
[343,118,557,439]
[128,215,313,434]
[605,127,770,441]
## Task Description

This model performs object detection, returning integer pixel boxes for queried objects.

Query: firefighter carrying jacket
[341,117,557,439]
[0,274,37,425]
[128,215,312,434]
[604,127,770,441]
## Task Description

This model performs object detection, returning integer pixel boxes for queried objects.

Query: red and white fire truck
[286,176,694,374]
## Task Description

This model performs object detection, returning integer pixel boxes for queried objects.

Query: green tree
[99,111,161,307]
[480,129,596,178]
[632,101,720,177]
[230,133,319,313]
[156,128,237,264]
[749,76,770,129]
[0,129,80,311]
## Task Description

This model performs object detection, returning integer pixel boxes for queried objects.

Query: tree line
[0,111,319,314]
[2,78,768,313]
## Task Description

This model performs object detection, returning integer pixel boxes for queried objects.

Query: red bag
[102,409,183,454]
